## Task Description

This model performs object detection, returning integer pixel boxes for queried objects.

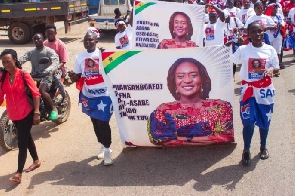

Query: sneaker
[260,148,269,160]
[49,110,58,120]
[97,146,112,159]
[242,150,251,166]
[104,150,113,166]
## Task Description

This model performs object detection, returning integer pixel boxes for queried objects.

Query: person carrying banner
[230,21,279,165]
[114,9,133,49]
[157,12,198,49]
[68,32,114,166]
[203,3,227,46]
[147,58,234,146]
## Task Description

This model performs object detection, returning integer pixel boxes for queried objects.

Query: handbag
[21,71,34,106]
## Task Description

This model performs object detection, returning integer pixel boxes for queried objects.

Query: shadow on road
[0,121,59,157]
[23,144,256,191]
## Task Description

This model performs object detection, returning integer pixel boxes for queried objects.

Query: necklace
[9,74,14,84]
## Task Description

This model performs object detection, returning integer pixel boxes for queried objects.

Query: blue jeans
[243,124,269,150]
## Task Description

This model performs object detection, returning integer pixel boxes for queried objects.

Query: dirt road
[0,22,294,196]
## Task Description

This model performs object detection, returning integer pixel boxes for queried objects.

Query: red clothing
[44,38,69,63]
[0,68,40,120]
[157,39,198,49]
[283,2,295,15]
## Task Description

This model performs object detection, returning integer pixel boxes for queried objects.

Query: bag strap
[21,70,29,90]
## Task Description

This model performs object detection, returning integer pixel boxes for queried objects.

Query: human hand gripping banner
[133,0,205,49]
[100,46,235,147]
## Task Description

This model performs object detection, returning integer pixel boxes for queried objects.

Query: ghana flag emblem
[135,0,157,15]
[102,51,141,74]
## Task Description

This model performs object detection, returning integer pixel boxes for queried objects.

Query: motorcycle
[0,58,71,151]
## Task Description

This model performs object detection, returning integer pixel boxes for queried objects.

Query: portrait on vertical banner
[133,0,205,49]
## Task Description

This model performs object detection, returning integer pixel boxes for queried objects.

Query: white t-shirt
[225,17,244,41]
[74,48,109,98]
[268,15,285,41]
[204,19,226,46]
[237,8,255,24]
[114,25,133,49]
[232,43,279,82]
[225,7,241,17]
[244,14,276,35]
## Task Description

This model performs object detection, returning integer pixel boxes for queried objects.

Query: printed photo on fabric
[248,58,266,79]
[100,45,235,147]
[119,35,130,48]
[205,27,214,40]
[84,58,99,76]
[132,0,205,49]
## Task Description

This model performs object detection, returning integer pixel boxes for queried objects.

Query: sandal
[25,161,41,173]
[9,174,22,183]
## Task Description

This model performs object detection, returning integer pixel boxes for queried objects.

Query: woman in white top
[231,21,279,165]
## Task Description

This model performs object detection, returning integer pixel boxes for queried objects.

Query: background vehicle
[0,0,88,44]
[0,69,71,151]
[88,0,132,32]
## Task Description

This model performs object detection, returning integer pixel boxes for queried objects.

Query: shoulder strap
[21,70,29,88]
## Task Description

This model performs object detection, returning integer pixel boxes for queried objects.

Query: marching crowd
[0,0,293,184]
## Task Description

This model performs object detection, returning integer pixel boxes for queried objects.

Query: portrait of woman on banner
[147,58,234,146]
[157,12,198,49]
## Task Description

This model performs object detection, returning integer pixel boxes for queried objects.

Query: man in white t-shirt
[68,32,114,166]
[203,4,227,46]
[114,19,133,49]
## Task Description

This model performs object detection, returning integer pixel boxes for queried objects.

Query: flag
[102,51,141,74]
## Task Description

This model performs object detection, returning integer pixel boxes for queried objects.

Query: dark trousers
[242,124,269,150]
[13,111,39,173]
[90,118,112,148]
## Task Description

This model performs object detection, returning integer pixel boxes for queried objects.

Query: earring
[176,89,178,94]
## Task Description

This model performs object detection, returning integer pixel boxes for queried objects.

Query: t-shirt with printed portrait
[203,19,226,46]
[232,43,279,82]
[237,8,255,24]
[114,24,133,49]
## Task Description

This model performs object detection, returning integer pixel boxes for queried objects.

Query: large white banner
[132,0,205,49]
[101,46,235,147]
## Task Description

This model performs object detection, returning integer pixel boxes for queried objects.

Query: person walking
[231,22,279,165]
[68,32,114,166]
[0,49,41,183]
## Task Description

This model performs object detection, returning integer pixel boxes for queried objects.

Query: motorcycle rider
[19,33,59,120]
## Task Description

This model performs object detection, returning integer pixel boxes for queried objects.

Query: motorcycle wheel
[53,90,71,124]
[0,111,18,151]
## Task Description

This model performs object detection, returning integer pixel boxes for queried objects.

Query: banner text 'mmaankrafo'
[113,83,163,91]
